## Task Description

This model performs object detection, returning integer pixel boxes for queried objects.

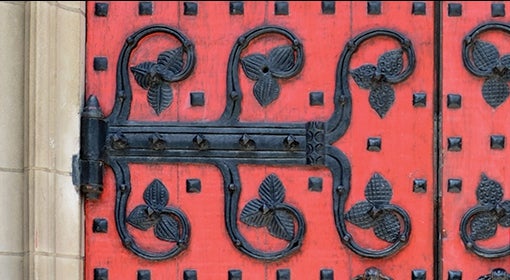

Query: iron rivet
[183,2,198,16]
[447,270,462,280]
[400,233,407,241]
[413,179,427,193]
[320,269,334,280]
[277,269,290,280]
[447,179,462,193]
[120,184,127,192]
[228,183,236,191]
[412,269,426,280]
[308,177,323,192]
[321,1,335,14]
[367,137,382,152]
[336,185,344,193]
[343,233,351,241]
[138,1,153,16]
[186,179,201,193]
[310,91,324,106]
[137,270,151,280]
[413,92,427,107]
[466,242,473,248]
[190,91,205,107]
[275,1,289,15]
[93,218,108,233]
[234,239,241,247]
[447,137,462,151]
[367,1,382,15]
[94,268,108,280]
[229,1,244,15]
[447,94,462,109]
[491,3,505,17]
[448,3,462,17]
[93,57,108,71]
[94,3,109,17]
[412,2,426,15]
[230,91,239,100]
[490,135,505,150]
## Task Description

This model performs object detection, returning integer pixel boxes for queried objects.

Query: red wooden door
[440,1,510,279]
[77,1,509,279]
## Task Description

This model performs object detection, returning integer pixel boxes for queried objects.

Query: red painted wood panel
[85,2,436,279]
[441,1,510,279]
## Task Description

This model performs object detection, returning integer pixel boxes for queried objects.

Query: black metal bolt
[492,3,505,17]
[229,1,244,15]
[184,2,198,15]
[283,135,299,150]
[412,269,426,280]
[367,137,382,152]
[310,91,324,106]
[412,2,426,15]
[367,1,381,15]
[93,218,108,233]
[138,2,153,15]
[413,92,427,107]
[186,179,201,193]
[275,1,289,15]
[490,135,505,150]
[413,179,427,193]
[447,270,462,280]
[93,57,108,71]
[94,3,109,16]
[448,179,462,193]
[448,3,462,17]
[447,137,462,151]
[321,1,335,14]
[447,94,462,109]
[308,177,323,192]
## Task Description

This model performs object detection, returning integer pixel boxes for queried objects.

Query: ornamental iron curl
[75,25,415,261]
[462,22,510,108]
[460,174,510,258]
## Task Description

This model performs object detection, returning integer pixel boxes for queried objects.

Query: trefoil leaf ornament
[127,179,182,242]
[240,174,297,241]
[345,173,407,243]
[241,45,297,107]
[471,41,510,108]
[350,49,404,117]
[131,47,184,115]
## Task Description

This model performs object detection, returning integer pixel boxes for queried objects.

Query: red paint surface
[82,2,472,279]
[441,1,509,278]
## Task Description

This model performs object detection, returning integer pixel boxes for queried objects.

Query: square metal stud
[94,3,109,17]
[412,269,426,280]
[139,2,153,15]
[184,2,198,16]
[447,94,462,109]
[448,270,462,280]
[448,3,462,17]
[447,137,462,151]
[137,270,151,280]
[492,3,505,17]
[490,135,505,150]
[186,179,201,193]
[93,57,108,71]
[310,91,324,106]
[277,269,290,280]
[367,1,381,15]
[413,92,427,107]
[448,179,462,193]
[413,179,427,193]
[308,177,323,192]
[275,1,289,15]
[229,1,244,15]
[190,92,205,106]
[412,2,426,15]
[94,268,108,280]
[320,269,334,280]
[228,270,242,280]
[93,218,108,233]
[367,137,382,152]
[183,270,197,280]
[321,1,335,14]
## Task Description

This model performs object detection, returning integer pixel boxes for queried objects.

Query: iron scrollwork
[334,29,414,258]
[75,25,416,261]
[460,174,510,258]
[462,22,510,108]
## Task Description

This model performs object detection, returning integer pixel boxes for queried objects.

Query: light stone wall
[0,1,85,279]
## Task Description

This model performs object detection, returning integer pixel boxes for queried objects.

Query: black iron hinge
[72,95,107,200]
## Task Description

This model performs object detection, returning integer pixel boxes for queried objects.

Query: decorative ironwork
[127,179,190,244]
[462,22,510,108]
[460,173,510,258]
[240,174,305,241]
[346,173,411,243]
[478,268,509,280]
[240,43,302,107]
[350,32,415,117]
[75,25,416,260]
[353,267,392,280]
[131,46,194,115]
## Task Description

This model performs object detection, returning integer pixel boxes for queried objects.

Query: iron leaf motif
[469,174,510,240]
[131,47,184,115]
[345,173,402,243]
[351,49,404,117]
[241,46,296,107]
[240,174,295,241]
[471,41,510,108]
[127,179,181,242]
